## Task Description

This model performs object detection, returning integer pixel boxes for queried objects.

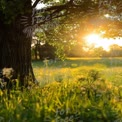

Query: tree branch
[32,0,41,8]
[37,14,67,26]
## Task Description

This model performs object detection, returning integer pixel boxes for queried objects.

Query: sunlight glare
[84,33,122,51]
[104,14,110,18]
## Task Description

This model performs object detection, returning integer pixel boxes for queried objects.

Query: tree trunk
[0,1,38,89]
[0,25,32,87]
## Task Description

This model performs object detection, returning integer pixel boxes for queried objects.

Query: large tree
[0,0,69,87]
[0,0,121,88]
[0,0,34,88]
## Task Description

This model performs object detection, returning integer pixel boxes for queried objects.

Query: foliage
[1,0,122,87]
[34,23,78,60]
[0,58,122,121]
[0,0,28,24]
[31,41,56,60]
[33,57,122,86]
[36,0,122,59]
[0,72,122,121]
[67,44,122,57]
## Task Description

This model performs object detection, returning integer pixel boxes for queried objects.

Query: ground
[33,57,122,87]
[0,57,122,122]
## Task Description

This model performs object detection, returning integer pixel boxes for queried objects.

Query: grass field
[33,57,122,87]
[0,57,122,122]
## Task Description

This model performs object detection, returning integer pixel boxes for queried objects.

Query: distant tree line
[66,44,122,57]
[31,41,122,60]
[31,41,56,60]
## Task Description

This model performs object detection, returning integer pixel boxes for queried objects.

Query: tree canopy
[0,0,122,88]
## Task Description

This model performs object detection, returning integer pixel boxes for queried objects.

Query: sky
[84,33,122,51]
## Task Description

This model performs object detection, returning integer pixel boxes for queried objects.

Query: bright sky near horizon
[85,34,122,51]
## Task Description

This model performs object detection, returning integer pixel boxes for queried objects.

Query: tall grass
[0,58,122,122]
[0,77,122,121]
[33,58,122,86]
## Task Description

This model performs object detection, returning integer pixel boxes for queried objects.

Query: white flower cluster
[2,68,14,79]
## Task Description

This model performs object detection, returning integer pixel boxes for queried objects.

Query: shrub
[87,69,100,82]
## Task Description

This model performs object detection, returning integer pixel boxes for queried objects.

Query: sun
[85,34,101,44]
[84,33,111,51]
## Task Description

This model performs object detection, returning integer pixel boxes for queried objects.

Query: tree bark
[0,0,38,89]
[0,24,33,87]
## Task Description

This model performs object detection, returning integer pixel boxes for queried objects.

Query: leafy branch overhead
[0,0,122,37]
[31,0,122,38]
[32,0,122,60]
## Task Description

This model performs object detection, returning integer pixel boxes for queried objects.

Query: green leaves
[0,0,31,24]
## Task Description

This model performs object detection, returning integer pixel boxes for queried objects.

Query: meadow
[33,57,122,87]
[0,57,122,122]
